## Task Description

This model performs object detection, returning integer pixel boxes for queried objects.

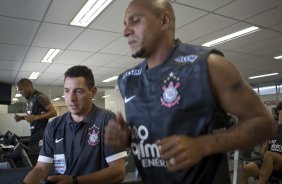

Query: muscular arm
[24,162,52,184]
[201,54,276,156]
[48,159,126,184]
[33,103,57,121]
[34,94,57,121]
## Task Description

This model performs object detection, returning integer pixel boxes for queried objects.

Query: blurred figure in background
[14,78,57,150]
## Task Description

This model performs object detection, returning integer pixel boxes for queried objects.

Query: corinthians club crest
[88,125,100,146]
[161,72,181,108]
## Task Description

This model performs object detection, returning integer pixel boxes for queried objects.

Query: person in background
[242,142,268,184]
[256,102,282,184]
[14,78,57,149]
[24,65,127,184]
[104,0,276,184]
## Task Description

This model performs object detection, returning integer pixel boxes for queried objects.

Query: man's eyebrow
[124,13,143,25]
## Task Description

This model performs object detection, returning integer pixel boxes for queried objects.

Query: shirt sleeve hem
[38,155,53,163]
[106,151,127,163]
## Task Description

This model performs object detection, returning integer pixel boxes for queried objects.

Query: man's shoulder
[48,113,68,127]
[95,107,115,118]
[178,41,213,55]
[118,61,144,80]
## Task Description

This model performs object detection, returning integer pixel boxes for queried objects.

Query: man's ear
[91,86,97,97]
[161,11,171,31]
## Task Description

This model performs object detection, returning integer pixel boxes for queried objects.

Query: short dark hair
[276,101,282,111]
[64,65,95,89]
[17,78,33,87]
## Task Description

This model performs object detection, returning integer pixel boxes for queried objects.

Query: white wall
[0,113,30,136]
[0,105,8,113]
[104,89,125,117]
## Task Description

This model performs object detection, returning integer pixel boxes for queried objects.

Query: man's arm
[202,53,276,155]
[32,103,57,121]
[14,113,26,122]
[158,54,277,171]
[24,162,52,184]
[25,94,57,123]
[47,158,126,184]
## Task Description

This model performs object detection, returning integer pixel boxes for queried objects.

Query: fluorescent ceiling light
[28,72,40,80]
[41,49,61,63]
[102,76,118,82]
[52,98,61,102]
[249,73,278,79]
[274,55,282,59]
[202,26,261,47]
[259,86,276,90]
[70,0,114,27]
[102,95,110,98]
[15,93,22,97]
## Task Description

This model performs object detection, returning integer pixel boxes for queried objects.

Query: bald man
[104,0,276,183]
[15,78,57,149]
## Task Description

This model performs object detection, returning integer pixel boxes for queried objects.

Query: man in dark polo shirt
[24,65,127,184]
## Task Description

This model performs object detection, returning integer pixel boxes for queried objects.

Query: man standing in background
[14,78,57,150]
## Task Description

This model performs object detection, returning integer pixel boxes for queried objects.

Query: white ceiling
[1,0,282,100]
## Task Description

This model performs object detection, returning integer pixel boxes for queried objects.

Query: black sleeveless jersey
[268,124,282,154]
[118,40,231,184]
[26,90,49,145]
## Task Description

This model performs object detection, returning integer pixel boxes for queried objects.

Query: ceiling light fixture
[52,98,61,102]
[15,94,22,97]
[28,72,41,80]
[70,0,114,27]
[102,76,118,82]
[274,55,282,60]
[249,73,278,79]
[102,95,110,98]
[202,26,261,47]
[41,49,61,63]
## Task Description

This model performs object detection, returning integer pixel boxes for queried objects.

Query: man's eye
[132,18,140,24]
[76,90,84,95]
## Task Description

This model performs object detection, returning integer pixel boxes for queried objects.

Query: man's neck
[146,39,176,69]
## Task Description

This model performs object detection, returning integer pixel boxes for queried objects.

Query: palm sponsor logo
[130,125,166,168]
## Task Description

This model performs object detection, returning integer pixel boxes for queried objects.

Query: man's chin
[68,109,79,115]
[131,48,145,58]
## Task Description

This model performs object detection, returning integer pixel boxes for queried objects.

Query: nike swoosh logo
[124,95,136,103]
[55,138,64,143]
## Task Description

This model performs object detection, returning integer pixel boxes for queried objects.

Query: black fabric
[268,124,282,154]
[25,90,50,147]
[118,40,231,184]
[39,104,126,176]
